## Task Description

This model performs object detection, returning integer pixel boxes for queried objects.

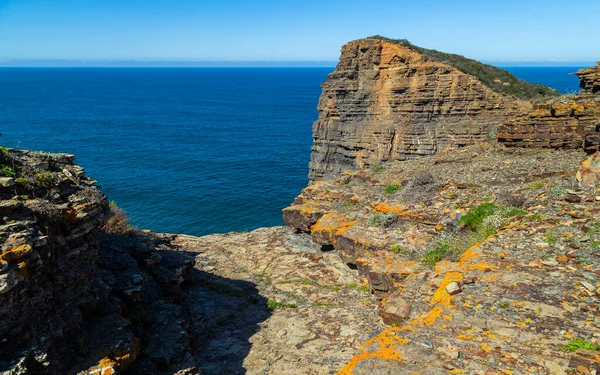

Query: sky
[0,0,598,65]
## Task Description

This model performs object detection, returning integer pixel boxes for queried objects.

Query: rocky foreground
[1,143,600,374]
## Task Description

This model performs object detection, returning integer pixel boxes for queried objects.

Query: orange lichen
[374,203,403,214]
[311,213,356,243]
[0,244,32,263]
[431,272,463,307]
[98,358,116,367]
[338,329,408,375]
[410,306,444,327]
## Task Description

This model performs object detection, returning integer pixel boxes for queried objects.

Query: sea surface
[0,66,585,236]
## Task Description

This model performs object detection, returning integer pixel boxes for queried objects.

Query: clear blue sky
[1,0,598,63]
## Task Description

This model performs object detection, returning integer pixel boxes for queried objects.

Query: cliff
[308,37,557,180]
[498,62,600,152]
[0,149,213,374]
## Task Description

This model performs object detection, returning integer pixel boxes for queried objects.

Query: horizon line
[0,58,596,68]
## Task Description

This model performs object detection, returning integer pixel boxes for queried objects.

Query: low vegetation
[101,201,136,235]
[370,36,559,100]
[562,339,600,352]
[367,213,396,227]
[384,184,402,194]
[266,300,297,310]
[35,172,54,187]
[421,203,526,266]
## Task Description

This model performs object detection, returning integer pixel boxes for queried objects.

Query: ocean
[0,66,584,236]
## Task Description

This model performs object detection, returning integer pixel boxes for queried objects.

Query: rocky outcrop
[498,63,600,153]
[0,150,195,374]
[577,62,600,93]
[0,150,113,374]
[285,143,600,374]
[0,148,380,375]
[309,37,539,180]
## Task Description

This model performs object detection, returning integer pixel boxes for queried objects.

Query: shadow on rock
[96,232,272,375]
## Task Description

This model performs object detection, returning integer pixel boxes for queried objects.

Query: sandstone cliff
[309,37,556,180]
[498,62,600,152]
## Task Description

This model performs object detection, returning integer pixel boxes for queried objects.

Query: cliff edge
[309,37,557,180]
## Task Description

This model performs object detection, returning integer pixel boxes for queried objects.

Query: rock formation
[0,150,201,374]
[285,143,600,374]
[577,62,600,93]
[308,37,556,180]
[498,62,600,152]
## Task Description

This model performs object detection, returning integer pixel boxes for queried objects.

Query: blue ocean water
[0,66,584,236]
[502,66,584,94]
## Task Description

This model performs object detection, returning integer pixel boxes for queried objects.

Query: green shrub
[35,172,54,187]
[367,213,395,227]
[267,300,297,310]
[458,203,498,229]
[373,165,385,173]
[15,177,27,184]
[101,201,135,235]
[0,165,16,177]
[421,236,450,266]
[552,186,567,196]
[391,244,400,253]
[498,206,526,219]
[384,184,402,194]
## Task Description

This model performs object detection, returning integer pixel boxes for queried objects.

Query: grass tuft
[384,184,402,194]
[562,339,600,352]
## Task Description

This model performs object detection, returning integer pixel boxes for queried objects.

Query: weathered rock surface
[0,148,383,375]
[0,150,197,374]
[577,62,600,93]
[309,37,536,180]
[285,143,600,374]
[498,63,600,153]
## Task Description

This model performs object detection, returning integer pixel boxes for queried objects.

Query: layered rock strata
[309,38,536,180]
[498,62,600,152]
[0,150,197,374]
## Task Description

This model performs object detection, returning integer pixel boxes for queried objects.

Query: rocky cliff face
[498,63,600,153]
[0,150,112,374]
[0,150,200,374]
[309,37,537,180]
[577,62,600,93]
